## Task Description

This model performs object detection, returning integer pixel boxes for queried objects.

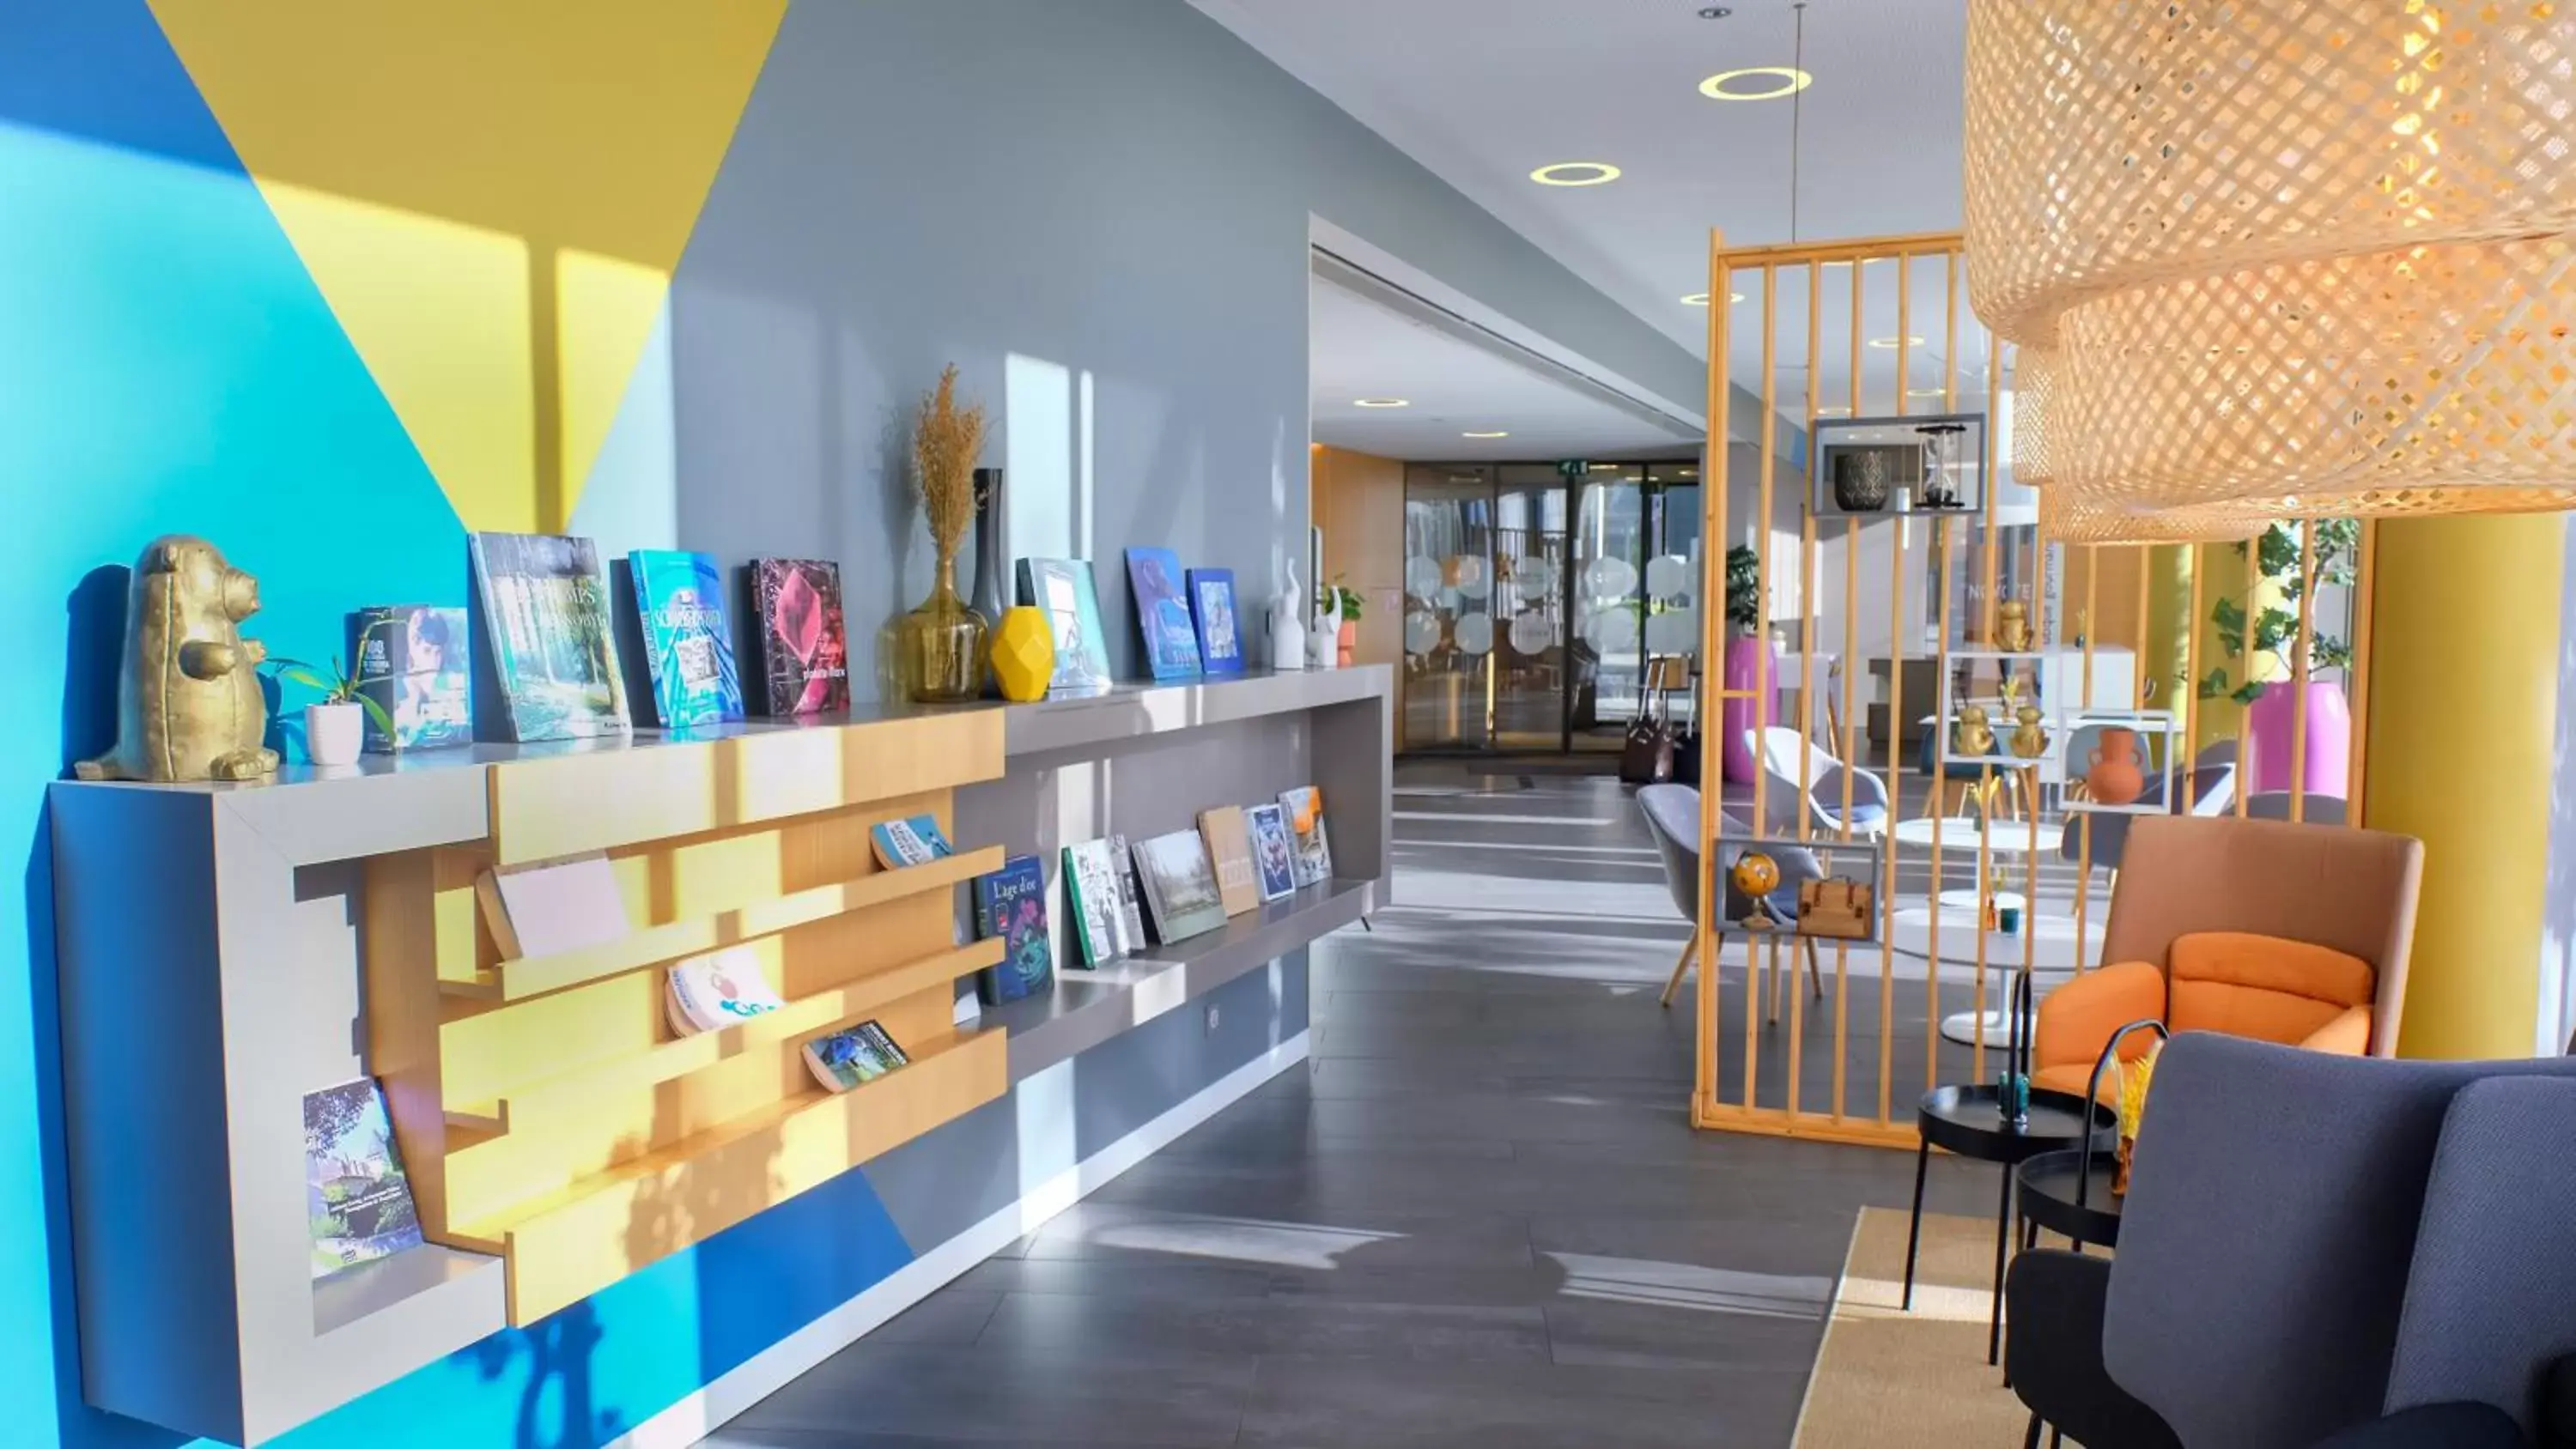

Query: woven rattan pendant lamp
[1964,0,2576,518]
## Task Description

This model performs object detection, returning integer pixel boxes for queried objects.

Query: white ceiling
[1200,0,1983,433]
[1309,269,1703,461]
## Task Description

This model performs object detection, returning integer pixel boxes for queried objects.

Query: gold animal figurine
[1953,703,1995,756]
[2010,705,2049,761]
[76,536,279,783]
[1995,599,2034,652]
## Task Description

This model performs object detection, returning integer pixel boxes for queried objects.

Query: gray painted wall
[665,0,1704,690]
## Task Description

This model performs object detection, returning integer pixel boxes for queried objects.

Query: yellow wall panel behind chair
[147,0,787,530]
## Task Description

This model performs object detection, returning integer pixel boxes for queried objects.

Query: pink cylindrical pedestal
[1721,633,1780,782]
[2246,680,2351,798]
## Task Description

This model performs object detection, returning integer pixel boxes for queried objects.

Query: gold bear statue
[75,536,280,783]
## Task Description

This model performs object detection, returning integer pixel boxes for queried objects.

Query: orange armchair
[2034,815,2421,1100]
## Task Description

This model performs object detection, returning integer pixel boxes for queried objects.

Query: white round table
[1892,817,2065,856]
[1886,902,2107,1048]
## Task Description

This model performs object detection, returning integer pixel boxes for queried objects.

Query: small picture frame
[1186,567,1245,676]
[1710,834,1883,944]
[1810,412,1989,519]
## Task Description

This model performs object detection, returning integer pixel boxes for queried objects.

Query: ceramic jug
[2086,725,2147,805]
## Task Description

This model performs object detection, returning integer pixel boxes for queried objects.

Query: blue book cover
[972,854,1054,1004]
[629,549,744,730]
[1246,802,1298,902]
[1185,567,1245,676]
[1125,547,1203,681]
[1017,557,1114,693]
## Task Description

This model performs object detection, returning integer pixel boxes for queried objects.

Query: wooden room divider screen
[1690,229,2375,1148]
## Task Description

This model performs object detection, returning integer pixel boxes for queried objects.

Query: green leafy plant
[1724,544,1761,633]
[267,620,398,740]
[2198,519,2359,706]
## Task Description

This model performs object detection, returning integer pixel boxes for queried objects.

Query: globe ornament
[1730,850,1781,908]
[989,605,1057,702]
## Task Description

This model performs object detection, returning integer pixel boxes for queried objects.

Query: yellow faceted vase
[990,605,1057,703]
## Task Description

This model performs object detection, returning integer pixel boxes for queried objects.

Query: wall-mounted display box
[48,666,1391,1446]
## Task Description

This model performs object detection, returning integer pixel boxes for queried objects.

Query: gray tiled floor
[708,766,1996,1449]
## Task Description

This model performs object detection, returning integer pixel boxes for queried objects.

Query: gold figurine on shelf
[76,535,279,783]
[1995,598,2034,652]
[2001,675,2048,760]
[1953,702,1995,756]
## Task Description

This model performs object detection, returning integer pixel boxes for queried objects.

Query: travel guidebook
[1125,547,1203,680]
[469,532,630,743]
[1185,567,1244,676]
[872,814,955,869]
[629,549,744,730]
[1018,557,1113,694]
[973,854,1054,1004]
[803,1021,909,1092]
[305,1078,422,1281]
[1246,803,1297,902]
[1279,786,1334,887]
[348,606,471,754]
[750,558,851,715]
[1062,838,1128,967]
[1133,829,1229,944]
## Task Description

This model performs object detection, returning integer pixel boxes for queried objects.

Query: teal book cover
[1017,557,1113,693]
[468,532,630,743]
[972,853,1054,1004]
[629,549,744,730]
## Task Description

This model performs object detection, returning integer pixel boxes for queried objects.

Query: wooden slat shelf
[437,1027,1009,1325]
[443,846,1005,1002]
[444,937,1004,1132]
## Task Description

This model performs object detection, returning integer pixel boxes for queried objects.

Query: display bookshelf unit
[46,665,1392,1446]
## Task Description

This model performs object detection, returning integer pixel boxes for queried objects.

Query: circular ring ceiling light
[1529,161,1622,187]
[1699,66,1812,101]
[1965,0,2576,518]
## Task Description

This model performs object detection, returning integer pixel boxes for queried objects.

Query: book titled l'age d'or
[629,549,745,730]
[469,531,630,743]
[750,558,850,716]
[349,606,472,754]
[972,854,1054,1004]
[305,1077,422,1282]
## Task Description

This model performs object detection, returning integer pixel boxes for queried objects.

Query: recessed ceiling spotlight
[1681,292,1751,306]
[1353,397,1411,409]
[1816,406,1851,416]
[1699,6,1733,17]
[1699,66,1813,101]
[1462,430,1510,439]
[1677,469,1699,478]
[1907,386,1949,398]
[1868,336,1927,349]
[1530,161,1621,187]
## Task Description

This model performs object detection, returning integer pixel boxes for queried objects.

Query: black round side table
[1905,1083,2114,1366]
[2016,1148,2123,1251]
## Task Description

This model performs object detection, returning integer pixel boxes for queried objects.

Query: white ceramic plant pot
[306,701,364,767]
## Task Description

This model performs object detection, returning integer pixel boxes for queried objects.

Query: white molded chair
[1748,726,1890,842]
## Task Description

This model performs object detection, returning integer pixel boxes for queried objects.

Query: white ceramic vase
[1269,565,1306,670]
[306,700,365,767]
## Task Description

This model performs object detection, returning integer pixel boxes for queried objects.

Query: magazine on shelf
[1132,829,1229,944]
[1279,785,1334,887]
[750,557,851,715]
[871,814,955,870]
[1196,805,1260,917]
[1062,839,1127,967]
[477,854,629,960]
[349,606,471,753]
[468,531,630,743]
[972,854,1054,1004]
[1124,547,1203,681]
[1107,831,1150,949]
[305,1077,422,1282]
[803,1021,910,1091]
[665,944,787,1035]
[1185,567,1245,676]
[629,548,745,730]
[1245,802,1298,903]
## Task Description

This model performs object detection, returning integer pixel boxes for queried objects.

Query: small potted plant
[268,627,395,768]
[1329,579,1364,667]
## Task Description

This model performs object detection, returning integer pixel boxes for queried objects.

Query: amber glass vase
[901,555,988,704]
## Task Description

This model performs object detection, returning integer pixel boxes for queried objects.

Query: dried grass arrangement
[913,364,989,563]
[899,363,995,703]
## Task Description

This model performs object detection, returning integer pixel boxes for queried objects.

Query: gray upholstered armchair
[1637,784,1822,1010]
